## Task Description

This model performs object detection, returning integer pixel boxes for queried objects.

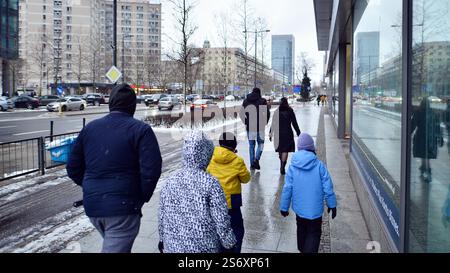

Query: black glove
[280,211,289,217]
[328,207,337,219]
[158,241,164,253]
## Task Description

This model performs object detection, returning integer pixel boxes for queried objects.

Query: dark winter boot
[254,160,261,170]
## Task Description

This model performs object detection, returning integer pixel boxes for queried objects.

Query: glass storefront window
[352,0,403,246]
[408,0,450,253]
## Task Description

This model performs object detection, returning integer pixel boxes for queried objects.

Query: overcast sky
[154,0,325,85]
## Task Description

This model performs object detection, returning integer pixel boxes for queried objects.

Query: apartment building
[17,0,161,95]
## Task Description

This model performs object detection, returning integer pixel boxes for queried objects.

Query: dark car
[13,96,40,109]
[39,95,60,106]
[84,93,106,106]
[145,94,168,106]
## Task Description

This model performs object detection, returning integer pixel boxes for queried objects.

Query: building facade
[199,45,279,96]
[314,0,450,252]
[271,34,295,84]
[1,0,19,96]
[17,0,161,95]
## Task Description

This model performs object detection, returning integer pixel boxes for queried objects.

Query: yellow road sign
[106,66,122,84]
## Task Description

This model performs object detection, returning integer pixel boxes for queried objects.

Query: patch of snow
[0,176,70,203]
[0,169,67,198]
[3,169,37,179]
[0,207,85,252]
[10,215,94,253]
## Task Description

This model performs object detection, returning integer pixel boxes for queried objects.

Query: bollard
[38,137,46,175]
[83,118,86,129]
[50,121,54,142]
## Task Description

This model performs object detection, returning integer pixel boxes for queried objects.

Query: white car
[0,96,14,111]
[47,98,86,112]
[225,95,235,101]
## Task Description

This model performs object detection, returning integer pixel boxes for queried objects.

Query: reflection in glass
[408,0,450,253]
[352,0,403,213]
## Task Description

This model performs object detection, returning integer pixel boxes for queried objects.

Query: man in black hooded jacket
[67,83,162,253]
[239,88,270,170]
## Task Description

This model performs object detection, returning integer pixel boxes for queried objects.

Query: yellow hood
[212,146,237,164]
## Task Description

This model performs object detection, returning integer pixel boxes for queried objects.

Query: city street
[0,102,344,253]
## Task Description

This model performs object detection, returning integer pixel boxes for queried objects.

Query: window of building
[352,0,403,248]
[408,0,450,253]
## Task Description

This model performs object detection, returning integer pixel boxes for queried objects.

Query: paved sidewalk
[61,104,371,253]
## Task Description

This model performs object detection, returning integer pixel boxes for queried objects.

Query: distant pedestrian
[67,83,162,253]
[411,97,443,182]
[269,97,301,175]
[240,87,271,170]
[280,133,337,253]
[158,131,236,253]
[207,132,251,253]
[317,95,321,106]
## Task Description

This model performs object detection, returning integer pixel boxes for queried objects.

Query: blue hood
[290,150,318,171]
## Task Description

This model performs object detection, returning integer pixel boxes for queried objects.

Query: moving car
[0,96,14,111]
[145,94,168,106]
[137,94,153,104]
[38,95,60,106]
[13,96,40,109]
[225,95,236,101]
[158,96,180,111]
[83,93,106,106]
[47,97,86,112]
[190,99,219,111]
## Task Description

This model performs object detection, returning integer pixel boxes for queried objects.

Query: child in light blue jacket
[280,133,337,253]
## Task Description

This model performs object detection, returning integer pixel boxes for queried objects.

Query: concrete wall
[348,155,398,253]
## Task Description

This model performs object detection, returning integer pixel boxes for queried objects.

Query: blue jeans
[248,132,264,164]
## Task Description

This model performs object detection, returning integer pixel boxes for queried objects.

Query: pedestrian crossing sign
[106,66,122,84]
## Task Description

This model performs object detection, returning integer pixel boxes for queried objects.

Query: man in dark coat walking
[66,83,162,253]
[239,87,270,170]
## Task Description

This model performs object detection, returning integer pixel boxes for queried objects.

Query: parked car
[145,94,168,106]
[158,96,180,111]
[186,95,195,102]
[190,99,219,111]
[83,93,106,106]
[0,96,14,111]
[47,98,86,112]
[38,95,60,106]
[201,95,214,100]
[13,96,40,109]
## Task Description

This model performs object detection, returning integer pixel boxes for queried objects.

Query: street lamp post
[243,29,270,88]
[113,0,117,68]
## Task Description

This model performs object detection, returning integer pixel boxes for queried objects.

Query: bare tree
[167,0,198,112]
[30,33,51,96]
[296,52,316,84]
[233,0,255,94]
[72,33,89,94]
[8,58,26,96]
[216,12,232,98]
[88,35,103,92]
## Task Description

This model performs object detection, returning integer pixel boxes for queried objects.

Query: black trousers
[220,208,245,253]
[296,216,322,253]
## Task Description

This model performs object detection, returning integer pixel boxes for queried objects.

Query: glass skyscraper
[0,0,19,96]
[271,35,295,84]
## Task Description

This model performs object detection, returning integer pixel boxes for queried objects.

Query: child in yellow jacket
[207,132,251,253]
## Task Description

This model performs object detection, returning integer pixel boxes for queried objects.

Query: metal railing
[0,137,41,181]
[0,118,86,182]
